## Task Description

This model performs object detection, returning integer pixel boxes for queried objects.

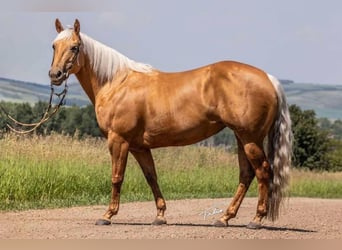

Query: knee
[112,175,124,185]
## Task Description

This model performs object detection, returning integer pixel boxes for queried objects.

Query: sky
[1,0,342,85]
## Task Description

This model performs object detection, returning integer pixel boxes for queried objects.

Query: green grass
[0,133,341,211]
[0,134,111,210]
[290,170,342,198]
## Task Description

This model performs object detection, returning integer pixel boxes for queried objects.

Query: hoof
[95,218,111,226]
[246,221,262,229]
[213,220,228,227]
[152,217,167,226]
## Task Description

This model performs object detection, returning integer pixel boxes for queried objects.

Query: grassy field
[0,133,341,211]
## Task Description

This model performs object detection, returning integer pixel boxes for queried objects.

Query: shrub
[290,105,332,171]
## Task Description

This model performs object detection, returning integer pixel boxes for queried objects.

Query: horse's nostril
[56,70,63,78]
[49,69,63,80]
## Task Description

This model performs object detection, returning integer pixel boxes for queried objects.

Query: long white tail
[266,74,293,221]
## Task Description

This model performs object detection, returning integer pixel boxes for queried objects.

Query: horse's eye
[71,46,79,53]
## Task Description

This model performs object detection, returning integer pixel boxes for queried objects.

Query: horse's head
[49,19,83,85]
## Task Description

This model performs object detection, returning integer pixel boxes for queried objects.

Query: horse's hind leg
[214,136,255,227]
[243,141,272,229]
[131,149,167,225]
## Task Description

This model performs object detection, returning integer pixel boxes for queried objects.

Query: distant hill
[0,77,341,119]
[282,82,342,119]
[0,77,89,106]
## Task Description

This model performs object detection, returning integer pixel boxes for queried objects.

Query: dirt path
[0,197,341,239]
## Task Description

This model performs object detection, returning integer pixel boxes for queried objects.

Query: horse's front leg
[95,134,129,225]
[130,149,167,225]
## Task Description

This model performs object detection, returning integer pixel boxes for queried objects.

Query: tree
[325,139,342,172]
[331,120,342,140]
[79,105,101,137]
[0,102,101,138]
[13,103,34,124]
[289,105,331,170]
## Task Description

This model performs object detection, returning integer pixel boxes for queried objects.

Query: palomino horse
[49,19,292,229]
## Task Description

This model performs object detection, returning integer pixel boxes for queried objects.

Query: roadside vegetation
[0,133,341,211]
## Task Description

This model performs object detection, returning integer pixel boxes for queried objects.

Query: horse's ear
[74,19,80,35]
[55,18,64,33]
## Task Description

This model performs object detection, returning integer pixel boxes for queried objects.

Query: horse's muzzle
[49,68,68,85]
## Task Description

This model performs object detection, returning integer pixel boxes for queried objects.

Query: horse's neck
[75,54,127,105]
[74,34,153,104]
[75,58,101,105]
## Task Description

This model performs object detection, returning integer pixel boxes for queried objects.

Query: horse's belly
[142,121,225,148]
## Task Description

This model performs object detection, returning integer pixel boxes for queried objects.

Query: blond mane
[54,29,154,83]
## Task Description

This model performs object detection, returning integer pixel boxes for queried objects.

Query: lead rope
[0,80,68,134]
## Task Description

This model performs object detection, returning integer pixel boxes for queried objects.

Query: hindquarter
[207,61,278,139]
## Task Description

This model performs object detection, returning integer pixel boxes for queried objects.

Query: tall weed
[0,133,340,211]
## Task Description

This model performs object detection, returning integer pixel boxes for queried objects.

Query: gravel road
[0,197,341,239]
